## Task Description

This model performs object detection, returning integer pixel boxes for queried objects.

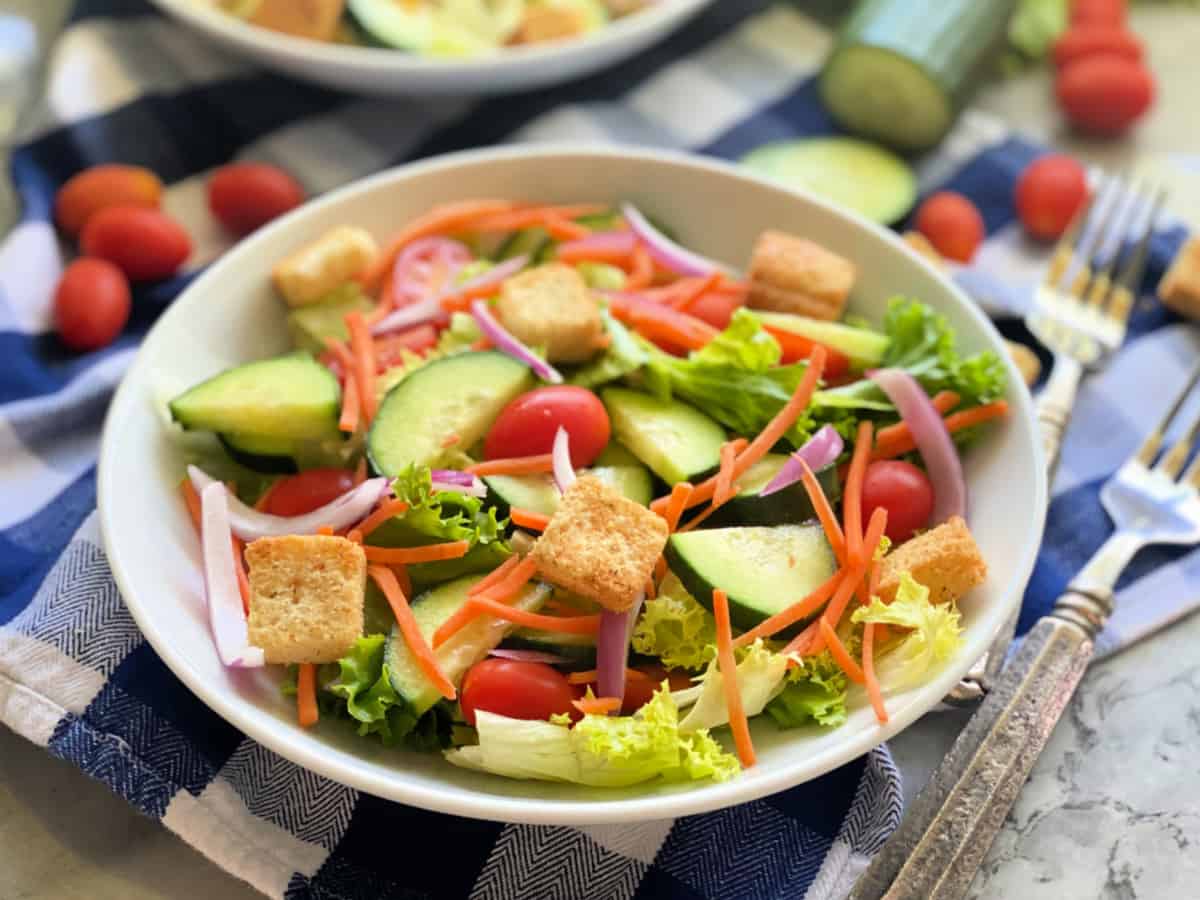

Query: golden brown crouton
[272,226,378,308]
[746,230,857,321]
[531,476,668,612]
[246,0,346,42]
[496,263,604,363]
[1158,236,1200,319]
[1005,340,1042,387]
[514,6,587,44]
[878,516,987,605]
[245,535,366,664]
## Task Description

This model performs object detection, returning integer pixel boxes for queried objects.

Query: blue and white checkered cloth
[0,2,1194,897]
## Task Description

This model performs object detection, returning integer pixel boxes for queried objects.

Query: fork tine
[1044,174,1110,288]
[1136,361,1200,466]
[1083,179,1143,306]
[1106,187,1167,326]
[1067,176,1126,297]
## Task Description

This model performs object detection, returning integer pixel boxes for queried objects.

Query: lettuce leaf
[851,572,965,693]
[675,639,790,733]
[631,573,716,671]
[390,464,506,547]
[568,312,649,389]
[319,636,423,745]
[444,686,739,786]
[764,650,849,729]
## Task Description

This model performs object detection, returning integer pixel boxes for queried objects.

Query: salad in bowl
[162,192,1009,789]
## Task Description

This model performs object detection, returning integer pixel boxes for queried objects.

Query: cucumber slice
[602,387,726,485]
[504,629,597,666]
[169,353,341,441]
[576,262,627,291]
[666,524,837,631]
[484,464,653,518]
[594,442,642,469]
[218,433,298,475]
[287,286,374,355]
[346,0,435,50]
[707,455,842,528]
[368,351,534,477]
[754,312,890,369]
[496,228,552,264]
[741,138,917,225]
[384,575,548,717]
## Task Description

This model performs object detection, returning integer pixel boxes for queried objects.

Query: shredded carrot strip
[713,589,755,768]
[820,618,865,684]
[346,528,363,543]
[466,454,555,476]
[820,507,888,632]
[181,480,202,531]
[323,336,355,370]
[338,376,360,434]
[733,570,842,648]
[843,421,874,566]
[660,482,694,533]
[572,695,623,716]
[783,619,822,658]
[393,564,413,598]
[510,507,551,532]
[466,598,602,634]
[363,540,470,565]
[473,556,539,604]
[863,623,888,724]
[652,347,828,517]
[441,432,461,448]
[466,555,522,597]
[557,244,633,266]
[654,556,667,584]
[368,565,456,700]
[670,271,724,312]
[713,442,739,508]
[439,279,515,313]
[873,391,960,450]
[297,663,319,728]
[593,331,613,350]
[317,525,335,536]
[799,459,845,566]
[676,502,718,533]
[470,204,606,238]
[625,244,655,290]
[232,536,251,616]
[645,575,657,600]
[566,667,642,686]
[345,312,378,425]
[872,400,1011,461]
[356,498,410,538]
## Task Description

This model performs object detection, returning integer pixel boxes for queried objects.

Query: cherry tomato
[460,658,577,726]
[374,325,438,371]
[1056,54,1154,136]
[687,291,742,331]
[620,664,694,715]
[55,164,163,237]
[265,468,357,517]
[1015,155,1090,242]
[484,386,611,467]
[53,258,131,352]
[762,325,851,376]
[80,205,191,281]
[1052,26,1141,68]
[913,192,985,264]
[1070,0,1125,27]
[208,162,305,236]
[859,460,934,544]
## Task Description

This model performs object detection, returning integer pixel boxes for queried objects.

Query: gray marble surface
[2,4,1199,899]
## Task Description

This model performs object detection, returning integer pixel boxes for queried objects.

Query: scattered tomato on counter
[1069,0,1125,27]
[53,258,131,351]
[460,658,578,727]
[1015,154,1090,241]
[208,162,306,236]
[1056,54,1155,136]
[859,460,934,543]
[484,385,611,468]
[913,191,985,264]
[81,205,192,281]
[1052,25,1141,67]
[54,164,163,237]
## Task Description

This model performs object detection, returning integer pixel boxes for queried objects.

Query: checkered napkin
[0,2,1191,898]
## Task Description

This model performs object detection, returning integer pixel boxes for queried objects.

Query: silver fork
[947,177,1167,704]
[849,363,1200,900]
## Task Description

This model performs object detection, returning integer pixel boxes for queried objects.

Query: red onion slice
[488,648,572,665]
[470,299,563,384]
[595,591,646,710]
[188,466,390,541]
[551,427,576,494]
[759,425,845,497]
[431,479,488,499]
[621,203,730,278]
[868,368,967,523]
[392,237,471,306]
[199,482,264,668]
[557,230,636,259]
[430,469,477,487]
[370,296,445,337]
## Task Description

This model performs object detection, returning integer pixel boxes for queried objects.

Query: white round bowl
[145,0,715,95]
[99,146,1047,825]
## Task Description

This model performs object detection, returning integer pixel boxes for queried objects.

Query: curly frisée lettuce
[765,650,850,729]
[631,573,717,671]
[444,686,740,786]
[851,573,965,693]
[390,464,506,548]
[676,640,791,733]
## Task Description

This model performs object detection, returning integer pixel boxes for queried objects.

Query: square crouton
[746,230,857,321]
[878,516,987,605]
[1158,236,1200,320]
[245,535,366,664]
[495,263,604,363]
[515,6,587,43]
[531,476,669,612]
[272,226,378,308]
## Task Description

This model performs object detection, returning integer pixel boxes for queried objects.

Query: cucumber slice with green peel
[819,0,1014,152]
[169,353,341,441]
[496,228,552,264]
[368,351,534,477]
[754,311,890,369]
[707,455,842,528]
[594,442,642,469]
[218,433,298,475]
[504,629,597,666]
[602,387,726,486]
[575,211,625,232]
[666,524,838,632]
[287,287,374,355]
[741,138,917,225]
[484,465,653,518]
[384,575,548,718]
[346,0,435,50]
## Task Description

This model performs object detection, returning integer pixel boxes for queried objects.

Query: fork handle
[847,586,1113,900]
[1036,354,1084,483]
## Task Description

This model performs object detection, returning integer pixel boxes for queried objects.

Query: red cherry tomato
[208,163,305,236]
[374,325,439,371]
[620,664,694,715]
[1055,54,1154,137]
[264,468,357,517]
[484,386,611,467]
[859,460,935,544]
[460,658,577,726]
[913,192,985,264]
[80,205,191,281]
[1015,155,1090,242]
[761,325,851,377]
[1070,0,1125,27]
[686,291,742,331]
[53,258,131,352]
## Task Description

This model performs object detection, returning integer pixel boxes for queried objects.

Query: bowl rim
[98,144,1048,824]
[144,0,714,75]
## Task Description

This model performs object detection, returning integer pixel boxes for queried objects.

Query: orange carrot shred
[470,337,493,352]
[346,312,378,426]
[393,564,413,599]
[510,507,551,532]
[441,432,461,448]
[297,663,319,728]
[356,498,410,538]
[363,540,470,565]
[338,376,360,434]
[676,502,718,533]
[232,536,251,616]
[368,565,456,700]
[873,400,1009,461]
[819,618,865,684]
[645,576,657,600]
[466,454,555,476]
[317,525,335,536]
[713,442,739,508]
[783,619,822,658]
[466,555,522,597]
[799,459,846,566]
[819,507,888,635]
[874,391,959,450]
[863,623,888,724]
[572,695,623,716]
[670,272,724,313]
[567,669,600,685]
[465,598,601,635]
[713,589,755,768]
[346,528,363,543]
[626,244,655,290]
[654,556,667,584]
[434,557,539,648]
[843,421,874,566]
[661,482,694,533]
[181,480,203,531]
[733,570,842,648]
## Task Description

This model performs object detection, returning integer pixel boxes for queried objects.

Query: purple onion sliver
[488,648,572,665]
[595,608,632,710]
[470,299,563,385]
[430,480,488,499]
[370,296,443,337]
[430,469,476,487]
[621,202,725,278]
[759,425,845,497]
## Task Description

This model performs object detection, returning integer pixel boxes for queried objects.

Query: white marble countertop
[2,4,1198,899]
